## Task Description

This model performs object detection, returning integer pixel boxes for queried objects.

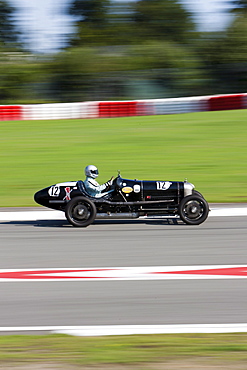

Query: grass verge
[0,110,247,206]
[0,334,247,367]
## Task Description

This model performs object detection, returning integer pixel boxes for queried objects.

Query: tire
[65,196,97,227]
[178,195,209,225]
[193,190,204,199]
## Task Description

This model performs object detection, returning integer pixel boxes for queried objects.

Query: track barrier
[1,93,247,121]
[0,105,22,120]
[208,94,244,111]
[99,101,137,118]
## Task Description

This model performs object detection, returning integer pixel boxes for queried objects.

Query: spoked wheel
[65,196,97,227]
[178,195,209,225]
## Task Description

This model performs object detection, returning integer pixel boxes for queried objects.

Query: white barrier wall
[139,96,208,115]
[22,102,98,120]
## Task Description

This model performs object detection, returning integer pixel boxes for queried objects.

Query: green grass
[1,109,247,206]
[1,334,247,367]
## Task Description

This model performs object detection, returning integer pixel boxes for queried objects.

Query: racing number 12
[50,186,60,196]
[156,181,172,190]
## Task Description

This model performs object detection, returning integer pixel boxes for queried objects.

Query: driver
[84,165,114,198]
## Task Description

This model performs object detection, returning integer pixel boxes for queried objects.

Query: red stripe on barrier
[99,101,137,118]
[208,94,244,111]
[0,106,22,121]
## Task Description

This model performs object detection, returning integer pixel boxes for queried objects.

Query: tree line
[0,0,247,104]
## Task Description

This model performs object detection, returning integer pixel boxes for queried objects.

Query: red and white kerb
[0,265,247,281]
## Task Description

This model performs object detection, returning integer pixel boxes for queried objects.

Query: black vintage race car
[34,172,209,227]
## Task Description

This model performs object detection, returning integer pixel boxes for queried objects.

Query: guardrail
[1,93,247,120]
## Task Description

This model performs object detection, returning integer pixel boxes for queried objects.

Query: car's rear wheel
[65,196,96,227]
[178,195,209,225]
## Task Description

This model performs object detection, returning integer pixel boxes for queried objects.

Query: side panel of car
[142,180,184,201]
[115,177,142,202]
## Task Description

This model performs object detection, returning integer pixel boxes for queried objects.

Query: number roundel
[48,185,60,197]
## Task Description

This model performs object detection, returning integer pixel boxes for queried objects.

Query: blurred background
[0,0,246,103]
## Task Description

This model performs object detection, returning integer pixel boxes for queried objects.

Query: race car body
[34,173,209,227]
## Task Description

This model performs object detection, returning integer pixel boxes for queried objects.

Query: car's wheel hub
[73,204,89,220]
[183,201,203,220]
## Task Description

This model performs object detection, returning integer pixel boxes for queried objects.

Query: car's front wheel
[65,196,96,227]
[178,195,209,225]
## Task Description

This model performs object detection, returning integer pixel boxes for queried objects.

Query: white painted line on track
[1,324,247,336]
[52,324,247,336]
[210,207,247,217]
[1,265,247,281]
[0,206,247,222]
[0,210,64,222]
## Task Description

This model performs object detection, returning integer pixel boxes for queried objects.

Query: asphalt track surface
[0,205,247,333]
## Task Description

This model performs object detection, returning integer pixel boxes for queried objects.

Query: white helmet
[85,165,99,179]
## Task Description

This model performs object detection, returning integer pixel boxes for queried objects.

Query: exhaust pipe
[96,213,139,219]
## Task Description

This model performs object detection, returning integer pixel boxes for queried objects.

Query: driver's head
[85,165,99,179]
